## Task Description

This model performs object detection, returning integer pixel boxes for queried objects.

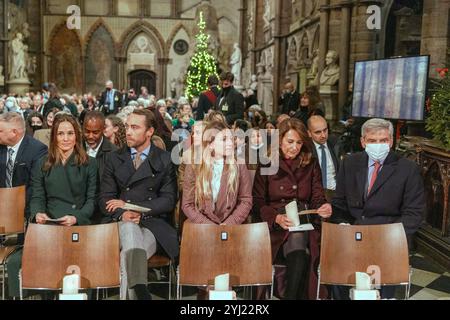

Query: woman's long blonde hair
[194,121,239,209]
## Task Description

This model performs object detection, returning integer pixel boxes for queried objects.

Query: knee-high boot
[284,250,308,300]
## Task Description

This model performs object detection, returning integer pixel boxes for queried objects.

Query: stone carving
[27,55,38,75]
[249,74,258,91]
[195,1,220,58]
[128,34,155,71]
[9,33,28,80]
[230,43,242,86]
[0,66,4,86]
[320,50,340,87]
[299,35,309,65]
[286,37,298,71]
[170,78,177,98]
[308,49,320,85]
[256,53,274,114]
[263,0,271,27]
[305,0,318,17]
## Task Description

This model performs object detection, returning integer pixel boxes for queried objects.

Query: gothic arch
[47,20,82,54]
[166,22,191,54]
[119,21,166,58]
[83,19,118,57]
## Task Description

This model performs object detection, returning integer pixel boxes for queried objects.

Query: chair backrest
[319,222,410,286]
[179,222,272,287]
[0,186,26,235]
[21,223,120,290]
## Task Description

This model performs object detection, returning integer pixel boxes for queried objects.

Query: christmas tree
[185,12,218,100]
[427,69,450,150]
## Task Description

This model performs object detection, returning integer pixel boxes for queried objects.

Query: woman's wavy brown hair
[43,113,88,171]
[278,118,313,167]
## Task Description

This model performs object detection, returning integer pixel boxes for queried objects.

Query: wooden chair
[20,223,120,299]
[317,222,412,300]
[177,222,273,300]
[147,253,176,300]
[0,186,26,300]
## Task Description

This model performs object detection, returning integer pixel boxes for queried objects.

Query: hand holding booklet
[45,217,64,225]
[285,200,316,232]
[123,203,152,213]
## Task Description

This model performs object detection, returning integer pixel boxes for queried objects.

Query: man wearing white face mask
[330,118,424,299]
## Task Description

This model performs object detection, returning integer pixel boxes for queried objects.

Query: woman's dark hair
[43,113,88,171]
[278,118,313,167]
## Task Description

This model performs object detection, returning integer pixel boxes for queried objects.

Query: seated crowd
[0,72,424,300]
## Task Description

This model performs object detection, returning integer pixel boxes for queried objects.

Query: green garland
[185,11,219,101]
[426,73,450,150]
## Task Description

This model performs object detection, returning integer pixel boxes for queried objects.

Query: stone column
[0,0,6,88]
[272,0,284,114]
[239,0,246,57]
[318,0,330,81]
[338,1,352,112]
[421,0,450,78]
[158,58,170,98]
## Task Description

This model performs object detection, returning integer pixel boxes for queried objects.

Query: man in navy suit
[0,112,48,221]
[100,109,178,300]
[99,80,122,115]
[307,115,339,202]
[331,118,424,299]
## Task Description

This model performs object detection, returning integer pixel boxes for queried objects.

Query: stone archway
[119,22,166,97]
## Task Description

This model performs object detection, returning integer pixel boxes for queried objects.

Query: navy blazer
[331,151,424,241]
[311,138,340,178]
[0,135,48,217]
[99,145,179,259]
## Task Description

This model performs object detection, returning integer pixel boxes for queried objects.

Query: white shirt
[7,135,25,165]
[86,138,103,158]
[313,141,336,190]
[212,159,224,204]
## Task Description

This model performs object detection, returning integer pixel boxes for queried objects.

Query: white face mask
[365,143,390,162]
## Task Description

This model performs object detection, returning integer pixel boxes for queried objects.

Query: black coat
[99,89,122,114]
[278,91,300,115]
[87,137,117,224]
[331,151,424,244]
[0,135,48,218]
[99,146,179,259]
[196,86,220,121]
[215,86,245,125]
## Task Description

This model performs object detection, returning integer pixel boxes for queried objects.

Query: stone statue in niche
[9,33,28,80]
[230,43,242,86]
[286,38,298,71]
[320,50,340,87]
[308,49,320,85]
[249,74,258,92]
[0,66,4,86]
[298,35,309,65]
[27,56,38,75]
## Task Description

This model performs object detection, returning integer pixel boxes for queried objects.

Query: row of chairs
[1,186,412,300]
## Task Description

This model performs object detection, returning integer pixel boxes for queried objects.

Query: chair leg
[1,264,4,300]
[316,266,321,300]
[168,262,172,300]
[19,269,23,301]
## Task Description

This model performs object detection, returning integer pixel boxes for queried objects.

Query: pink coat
[182,164,253,225]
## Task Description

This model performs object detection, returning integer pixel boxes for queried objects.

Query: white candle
[63,274,80,295]
[214,273,230,291]
[355,272,371,290]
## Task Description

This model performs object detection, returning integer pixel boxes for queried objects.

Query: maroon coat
[182,164,253,225]
[253,156,327,299]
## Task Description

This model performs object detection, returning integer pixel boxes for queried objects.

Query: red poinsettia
[436,68,449,78]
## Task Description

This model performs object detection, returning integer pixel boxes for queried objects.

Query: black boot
[296,253,310,300]
[284,250,308,300]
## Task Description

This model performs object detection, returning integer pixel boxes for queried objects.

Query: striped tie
[5,148,14,188]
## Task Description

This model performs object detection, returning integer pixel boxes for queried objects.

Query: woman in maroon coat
[253,118,332,300]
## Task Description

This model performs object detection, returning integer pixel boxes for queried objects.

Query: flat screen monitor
[352,55,429,121]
